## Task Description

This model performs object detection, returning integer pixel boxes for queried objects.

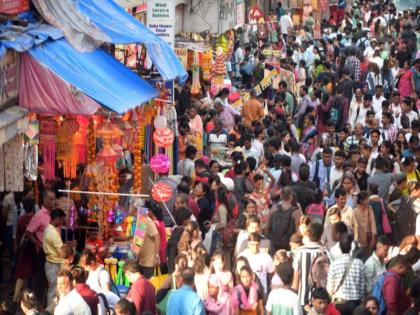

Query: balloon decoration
[153,128,174,148]
[151,182,173,203]
[150,154,170,174]
[153,115,167,129]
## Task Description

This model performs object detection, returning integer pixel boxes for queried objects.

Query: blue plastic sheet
[28,39,158,113]
[0,22,63,58]
[77,0,188,83]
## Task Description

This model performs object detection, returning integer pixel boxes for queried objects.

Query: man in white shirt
[349,94,373,129]
[348,88,363,127]
[239,233,275,295]
[372,85,386,115]
[279,12,293,39]
[364,38,377,60]
[329,150,345,191]
[396,98,419,129]
[55,269,91,315]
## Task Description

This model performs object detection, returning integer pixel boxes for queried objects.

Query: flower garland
[87,117,96,165]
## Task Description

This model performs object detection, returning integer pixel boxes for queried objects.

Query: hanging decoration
[151,182,173,203]
[202,50,212,81]
[212,47,227,84]
[87,117,96,165]
[96,121,119,167]
[153,128,174,148]
[191,50,201,96]
[133,207,149,247]
[150,154,170,174]
[56,117,79,179]
[74,116,89,164]
[3,135,24,191]
[133,110,144,193]
[39,118,58,180]
[153,115,167,129]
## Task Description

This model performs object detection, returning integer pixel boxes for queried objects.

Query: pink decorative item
[150,154,170,174]
[153,128,174,148]
[151,182,173,203]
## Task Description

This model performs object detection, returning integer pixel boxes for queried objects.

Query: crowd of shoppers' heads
[0,2,419,315]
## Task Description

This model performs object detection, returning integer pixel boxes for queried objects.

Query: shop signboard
[236,0,245,26]
[147,0,175,47]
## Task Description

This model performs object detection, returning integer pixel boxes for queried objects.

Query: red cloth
[127,276,156,315]
[188,196,201,219]
[383,270,410,315]
[326,304,341,315]
[75,283,99,315]
[15,214,36,279]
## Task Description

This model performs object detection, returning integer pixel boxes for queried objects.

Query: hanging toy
[125,216,134,239]
[110,258,118,282]
[69,205,76,231]
[104,258,111,274]
[131,215,137,238]
[116,260,125,286]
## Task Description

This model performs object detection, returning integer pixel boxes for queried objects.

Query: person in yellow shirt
[43,208,66,305]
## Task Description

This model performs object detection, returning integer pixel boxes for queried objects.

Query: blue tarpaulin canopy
[77,0,188,83]
[0,21,63,57]
[32,0,188,83]
[28,39,158,113]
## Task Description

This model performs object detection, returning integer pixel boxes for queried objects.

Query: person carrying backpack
[327,86,349,131]
[266,187,299,251]
[372,254,411,315]
[292,221,324,307]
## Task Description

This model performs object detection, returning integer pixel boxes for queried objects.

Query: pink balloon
[150,154,170,174]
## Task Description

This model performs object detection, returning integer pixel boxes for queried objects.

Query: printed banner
[147,0,175,47]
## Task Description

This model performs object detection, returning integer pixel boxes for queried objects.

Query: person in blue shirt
[167,268,205,315]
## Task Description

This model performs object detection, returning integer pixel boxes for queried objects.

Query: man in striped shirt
[292,221,324,307]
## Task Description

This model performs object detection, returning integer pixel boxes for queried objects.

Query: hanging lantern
[150,154,170,174]
[153,128,174,148]
[151,182,173,203]
[96,121,120,166]
[153,115,167,129]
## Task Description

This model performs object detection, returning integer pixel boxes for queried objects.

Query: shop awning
[27,39,158,114]
[77,0,188,83]
[0,106,28,146]
[32,0,188,83]
[0,21,63,58]
[19,53,101,115]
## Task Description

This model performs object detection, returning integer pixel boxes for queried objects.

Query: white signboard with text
[147,0,175,47]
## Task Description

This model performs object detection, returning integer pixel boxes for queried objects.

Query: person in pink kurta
[397,61,415,98]
[188,105,203,135]
[204,275,232,315]
[188,105,204,156]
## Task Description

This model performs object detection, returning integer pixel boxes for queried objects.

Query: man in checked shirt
[327,233,365,315]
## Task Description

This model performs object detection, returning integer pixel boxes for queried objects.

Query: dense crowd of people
[1,0,420,315]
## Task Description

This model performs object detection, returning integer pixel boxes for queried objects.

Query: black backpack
[268,204,297,251]
[329,97,342,129]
